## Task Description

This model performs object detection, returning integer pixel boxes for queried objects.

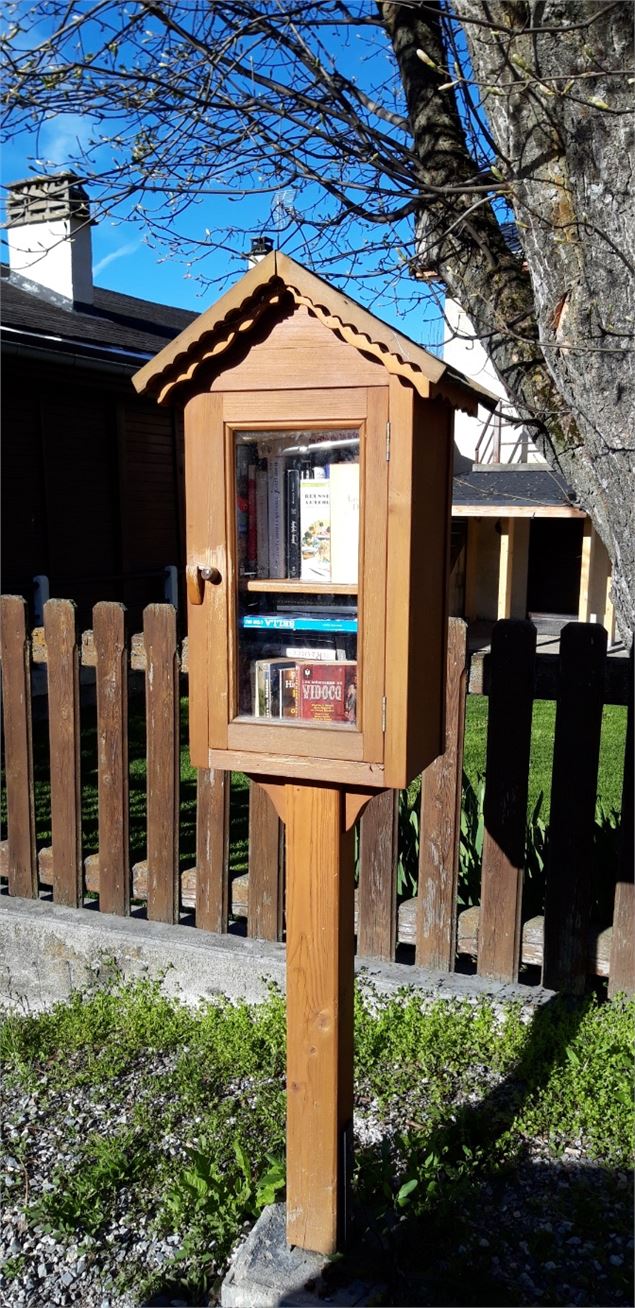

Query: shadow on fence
[0,596,632,996]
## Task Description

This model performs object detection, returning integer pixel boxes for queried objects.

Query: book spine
[254,661,270,717]
[247,461,257,575]
[236,444,250,576]
[283,645,346,660]
[242,614,357,632]
[268,456,286,579]
[256,458,269,578]
[279,665,298,718]
[329,462,360,585]
[286,468,301,578]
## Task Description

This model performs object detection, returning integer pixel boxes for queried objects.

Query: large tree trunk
[381,1,635,642]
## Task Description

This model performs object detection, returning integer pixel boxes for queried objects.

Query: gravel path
[2,1071,633,1307]
[1,988,632,1308]
[1,1058,193,1308]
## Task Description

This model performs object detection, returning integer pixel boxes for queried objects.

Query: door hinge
[385,420,391,461]
[381,695,387,733]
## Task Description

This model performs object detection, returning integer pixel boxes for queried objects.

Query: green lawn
[3,692,627,885]
[463,698,627,821]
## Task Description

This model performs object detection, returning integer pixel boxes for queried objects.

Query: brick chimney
[6,173,94,304]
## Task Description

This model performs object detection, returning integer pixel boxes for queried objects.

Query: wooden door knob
[186,564,222,605]
[200,567,222,585]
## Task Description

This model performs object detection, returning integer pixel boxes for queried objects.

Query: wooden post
[464,518,480,621]
[497,518,514,620]
[144,604,180,923]
[0,595,37,898]
[94,602,130,916]
[195,768,230,933]
[578,520,612,626]
[542,623,606,993]
[248,781,284,940]
[43,599,82,906]
[285,782,354,1255]
[417,618,467,970]
[357,788,398,959]
[478,620,536,982]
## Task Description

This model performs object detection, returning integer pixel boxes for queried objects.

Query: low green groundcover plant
[1,974,633,1304]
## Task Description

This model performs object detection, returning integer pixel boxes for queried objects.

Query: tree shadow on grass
[328,995,633,1307]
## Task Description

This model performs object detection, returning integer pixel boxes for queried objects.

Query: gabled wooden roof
[133,250,495,413]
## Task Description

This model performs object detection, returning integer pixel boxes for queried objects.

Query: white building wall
[444,298,545,465]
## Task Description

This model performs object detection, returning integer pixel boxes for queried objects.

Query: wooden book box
[134,251,487,792]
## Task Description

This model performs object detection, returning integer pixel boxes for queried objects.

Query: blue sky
[1,9,446,347]
[2,115,262,311]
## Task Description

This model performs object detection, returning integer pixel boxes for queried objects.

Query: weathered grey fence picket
[0,594,632,996]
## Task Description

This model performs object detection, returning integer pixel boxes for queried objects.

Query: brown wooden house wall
[1,356,185,628]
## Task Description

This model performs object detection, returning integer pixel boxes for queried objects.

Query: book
[253,657,295,717]
[286,467,301,578]
[276,602,358,615]
[278,664,298,718]
[283,644,347,660]
[247,460,257,575]
[298,661,357,723]
[329,461,359,584]
[268,455,286,578]
[235,443,251,576]
[255,458,269,578]
[242,613,357,633]
[300,479,331,581]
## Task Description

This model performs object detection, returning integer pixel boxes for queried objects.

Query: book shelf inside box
[233,426,361,728]
[242,580,358,595]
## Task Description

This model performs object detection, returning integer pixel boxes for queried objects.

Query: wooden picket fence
[0,595,633,996]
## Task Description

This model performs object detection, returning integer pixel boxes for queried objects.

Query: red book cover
[298,661,357,723]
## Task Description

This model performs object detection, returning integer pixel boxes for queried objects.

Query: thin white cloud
[93,240,141,277]
[39,114,96,167]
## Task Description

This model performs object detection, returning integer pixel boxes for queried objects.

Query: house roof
[1,265,196,365]
[133,250,496,413]
[452,466,585,517]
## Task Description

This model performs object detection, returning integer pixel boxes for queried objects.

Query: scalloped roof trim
[134,249,494,413]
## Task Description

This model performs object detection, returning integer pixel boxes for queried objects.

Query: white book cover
[268,456,286,578]
[300,479,331,581]
[329,462,359,584]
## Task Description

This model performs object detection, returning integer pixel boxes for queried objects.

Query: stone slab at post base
[220,1204,380,1308]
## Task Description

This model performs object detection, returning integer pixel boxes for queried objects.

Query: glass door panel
[233,427,361,728]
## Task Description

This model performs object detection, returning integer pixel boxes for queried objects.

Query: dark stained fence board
[417,618,468,970]
[144,604,179,923]
[609,650,634,996]
[478,620,536,983]
[0,596,37,897]
[358,788,398,959]
[195,768,230,933]
[94,602,130,916]
[542,623,607,992]
[43,600,82,906]
[248,781,284,941]
[469,642,629,705]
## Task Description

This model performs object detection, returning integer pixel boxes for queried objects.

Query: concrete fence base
[0,894,554,1015]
